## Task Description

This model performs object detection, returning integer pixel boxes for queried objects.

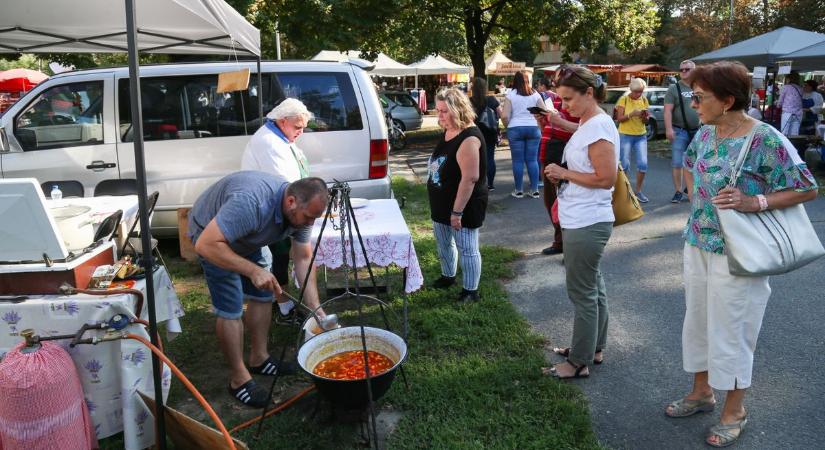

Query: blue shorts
[200,247,274,319]
[671,127,694,168]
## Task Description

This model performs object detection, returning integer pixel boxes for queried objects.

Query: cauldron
[297,326,407,409]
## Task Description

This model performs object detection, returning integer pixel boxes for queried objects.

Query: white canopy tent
[311,50,414,77]
[0,0,260,56]
[0,2,260,449]
[371,53,414,77]
[408,54,470,88]
[485,51,513,73]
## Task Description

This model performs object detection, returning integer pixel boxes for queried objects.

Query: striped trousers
[432,221,482,290]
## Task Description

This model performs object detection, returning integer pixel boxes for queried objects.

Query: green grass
[99,178,600,450]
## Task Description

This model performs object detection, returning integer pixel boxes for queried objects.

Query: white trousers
[682,244,771,390]
[781,111,801,136]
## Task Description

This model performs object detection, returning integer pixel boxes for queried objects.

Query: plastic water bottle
[50,185,62,200]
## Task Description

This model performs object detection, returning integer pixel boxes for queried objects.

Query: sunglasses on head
[559,66,602,88]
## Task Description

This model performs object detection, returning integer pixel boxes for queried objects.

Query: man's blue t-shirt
[188,171,311,256]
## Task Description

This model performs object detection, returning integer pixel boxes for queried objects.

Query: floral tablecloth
[0,267,183,450]
[311,199,423,293]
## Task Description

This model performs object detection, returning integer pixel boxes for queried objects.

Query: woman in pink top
[778,71,803,136]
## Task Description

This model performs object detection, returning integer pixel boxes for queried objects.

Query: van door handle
[86,160,116,171]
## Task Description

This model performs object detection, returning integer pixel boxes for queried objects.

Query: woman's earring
[723,108,727,115]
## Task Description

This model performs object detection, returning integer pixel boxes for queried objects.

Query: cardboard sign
[777,62,792,75]
[216,68,250,93]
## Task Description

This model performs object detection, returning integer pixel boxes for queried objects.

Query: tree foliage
[642,0,825,67]
[262,0,659,76]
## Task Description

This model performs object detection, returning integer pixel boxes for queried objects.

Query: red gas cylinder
[0,341,97,450]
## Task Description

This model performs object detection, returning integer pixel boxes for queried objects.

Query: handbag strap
[676,83,692,131]
[727,124,759,188]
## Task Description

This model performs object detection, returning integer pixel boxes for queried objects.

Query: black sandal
[553,347,603,365]
[228,379,270,408]
[550,359,589,379]
[249,355,296,376]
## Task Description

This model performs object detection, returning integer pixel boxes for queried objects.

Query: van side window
[14,81,104,151]
[119,74,269,141]
[273,73,362,131]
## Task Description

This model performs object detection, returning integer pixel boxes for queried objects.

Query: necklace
[714,116,748,153]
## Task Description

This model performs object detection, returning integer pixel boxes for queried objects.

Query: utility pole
[729,0,735,45]
[276,21,282,60]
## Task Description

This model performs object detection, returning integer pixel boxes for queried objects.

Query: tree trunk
[464,5,487,78]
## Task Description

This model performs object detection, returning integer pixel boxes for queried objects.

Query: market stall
[0,1,261,448]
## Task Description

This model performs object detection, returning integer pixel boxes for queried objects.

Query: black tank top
[427,126,488,228]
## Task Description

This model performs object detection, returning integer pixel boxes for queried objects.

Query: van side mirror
[0,128,9,153]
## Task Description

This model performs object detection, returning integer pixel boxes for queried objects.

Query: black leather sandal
[553,347,603,365]
[550,359,589,379]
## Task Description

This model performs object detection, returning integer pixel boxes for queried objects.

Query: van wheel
[646,120,657,141]
[392,119,406,132]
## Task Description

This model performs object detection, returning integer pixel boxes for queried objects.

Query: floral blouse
[684,123,818,254]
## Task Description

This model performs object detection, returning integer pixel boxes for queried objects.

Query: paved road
[391,142,825,449]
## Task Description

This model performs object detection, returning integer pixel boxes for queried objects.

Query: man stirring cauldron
[188,171,328,407]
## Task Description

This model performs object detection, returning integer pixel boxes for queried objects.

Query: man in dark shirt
[188,172,328,407]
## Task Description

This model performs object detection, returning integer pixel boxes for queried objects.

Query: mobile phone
[527,106,548,114]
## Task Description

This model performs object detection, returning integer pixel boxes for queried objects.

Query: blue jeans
[619,133,648,173]
[484,135,497,188]
[200,247,273,319]
[508,126,541,192]
[671,127,694,168]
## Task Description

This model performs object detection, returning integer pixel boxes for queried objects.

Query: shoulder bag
[716,126,824,276]
[675,83,697,140]
[612,165,644,226]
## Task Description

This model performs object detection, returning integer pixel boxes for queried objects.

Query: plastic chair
[40,180,84,198]
[94,179,137,197]
[93,209,123,243]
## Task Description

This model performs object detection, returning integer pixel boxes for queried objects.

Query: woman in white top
[544,65,620,379]
[502,70,543,198]
[241,98,312,323]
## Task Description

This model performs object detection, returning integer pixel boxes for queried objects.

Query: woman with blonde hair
[615,77,650,202]
[427,88,488,302]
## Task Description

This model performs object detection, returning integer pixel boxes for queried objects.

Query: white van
[0,60,390,237]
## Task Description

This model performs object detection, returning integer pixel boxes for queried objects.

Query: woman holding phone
[615,78,650,202]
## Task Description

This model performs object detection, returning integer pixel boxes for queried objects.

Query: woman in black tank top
[427,88,488,302]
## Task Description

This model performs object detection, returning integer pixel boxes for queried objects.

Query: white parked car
[0,60,391,236]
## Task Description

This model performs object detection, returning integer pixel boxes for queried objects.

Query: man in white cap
[242,98,314,325]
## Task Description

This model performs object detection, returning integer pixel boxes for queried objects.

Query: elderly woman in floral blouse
[665,61,818,447]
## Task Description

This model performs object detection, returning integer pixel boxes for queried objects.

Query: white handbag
[717,126,824,276]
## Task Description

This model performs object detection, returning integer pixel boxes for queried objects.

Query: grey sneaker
[530,190,541,198]
[511,190,524,199]
[671,191,683,203]
[636,192,649,203]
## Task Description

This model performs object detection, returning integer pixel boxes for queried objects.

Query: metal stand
[255,183,409,448]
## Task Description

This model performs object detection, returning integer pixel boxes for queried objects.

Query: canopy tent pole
[124,0,167,448]
[257,56,263,122]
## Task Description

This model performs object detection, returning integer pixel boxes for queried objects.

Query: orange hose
[131,318,164,353]
[228,386,316,434]
[125,334,236,450]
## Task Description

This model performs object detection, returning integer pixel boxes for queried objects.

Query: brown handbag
[612,165,644,226]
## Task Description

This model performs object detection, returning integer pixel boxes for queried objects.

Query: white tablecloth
[311,199,423,293]
[47,195,140,251]
[0,266,183,450]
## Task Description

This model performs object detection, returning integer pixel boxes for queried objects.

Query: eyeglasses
[679,68,692,73]
[690,94,705,104]
[630,90,644,94]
